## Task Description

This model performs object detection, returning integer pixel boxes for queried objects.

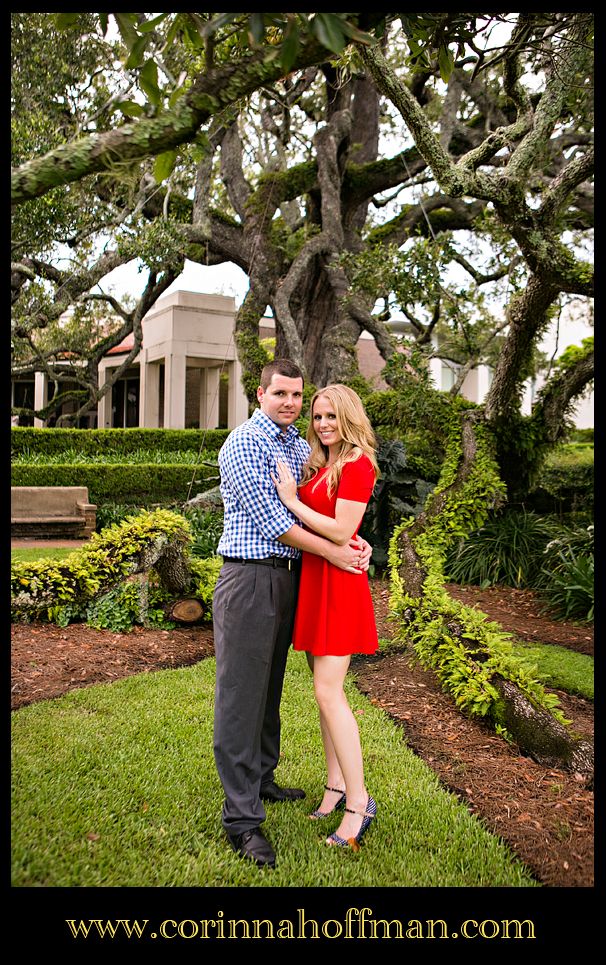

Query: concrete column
[34,371,48,427]
[163,352,187,428]
[427,356,442,391]
[227,358,249,428]
[97,362,115,428]
[139,352,160,427]
[476,365,492,404]
[200,367,221,429]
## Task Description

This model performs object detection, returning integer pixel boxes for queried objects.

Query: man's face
[257,374,304,429]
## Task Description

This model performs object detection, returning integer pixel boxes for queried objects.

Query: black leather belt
[222,556,300,570]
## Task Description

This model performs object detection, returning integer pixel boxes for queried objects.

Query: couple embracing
[213,359,379,868]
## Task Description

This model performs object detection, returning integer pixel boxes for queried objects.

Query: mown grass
[11,548,591,887]
[11,547,80,563]
[12,651,537,889]
[511,640,593,701]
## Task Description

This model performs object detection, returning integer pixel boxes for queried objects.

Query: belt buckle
[287,559,292,571]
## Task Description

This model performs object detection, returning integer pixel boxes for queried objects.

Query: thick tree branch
[11,249,131,337]
[537,148,594,225]
[343,296,396,363]
[219,119,253,221]
[357,42,467,198]
[272,235,329,374]
[484,274,560,421]
[11,36,335,204]
[273,110,353,371]
[532,346,594,445]
[506,14,593,182]
[452,252,522,285]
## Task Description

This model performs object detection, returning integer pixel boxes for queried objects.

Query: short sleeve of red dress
[292,453,379,656]
[336,456,376,509]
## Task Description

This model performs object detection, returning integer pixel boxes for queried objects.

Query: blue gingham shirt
[217,408,310,560]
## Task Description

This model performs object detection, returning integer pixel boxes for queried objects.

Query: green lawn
[11,546,80,563]
[511,640,593,700]
[12,651,537,888]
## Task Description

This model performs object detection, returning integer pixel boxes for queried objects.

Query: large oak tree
[12,12,593,435]
[11,12,594,771]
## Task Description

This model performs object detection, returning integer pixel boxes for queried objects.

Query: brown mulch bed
[354,580,594,890]
[11,579,593,889]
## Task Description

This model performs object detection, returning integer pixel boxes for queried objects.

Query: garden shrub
[12,508,224,630]
[12,508,191,624]
[568,427,594,444]
[10,426,229,456]
[95,502,147,532]
[388,416,572,737]
[536,524,594,622]
[184,508,225,559]
[84,559,222,632]
[526,445,593,516]
[359,438,434,571]
[11,463,219,505]
[188,556,223,614]
[13,447,221,466]
[84,579,178,632]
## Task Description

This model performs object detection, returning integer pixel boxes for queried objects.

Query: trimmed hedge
[11,464,219,505]
[527,448,593,515]
[11,427,230,457]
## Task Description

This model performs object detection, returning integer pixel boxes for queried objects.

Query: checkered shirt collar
[251,408,301,445]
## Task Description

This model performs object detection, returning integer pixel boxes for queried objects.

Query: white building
[13,290,593,430]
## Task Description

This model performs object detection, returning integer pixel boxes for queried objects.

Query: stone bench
[11,486,97,539]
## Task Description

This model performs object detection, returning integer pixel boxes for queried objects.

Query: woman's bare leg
[312,654,369,840]
[306,653,346,814]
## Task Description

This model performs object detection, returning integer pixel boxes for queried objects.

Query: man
[213,359,371,868]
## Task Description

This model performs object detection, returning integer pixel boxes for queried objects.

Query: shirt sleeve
[219,430,299,539]
[336,455,376,504]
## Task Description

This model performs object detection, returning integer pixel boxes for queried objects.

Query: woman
[272,384,379,848]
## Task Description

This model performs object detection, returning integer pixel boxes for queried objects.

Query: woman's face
[312,395,343,448]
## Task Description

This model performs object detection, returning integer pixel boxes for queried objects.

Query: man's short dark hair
[260,359,304,390]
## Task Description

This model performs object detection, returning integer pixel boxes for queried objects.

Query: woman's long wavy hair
[300,384,379,497]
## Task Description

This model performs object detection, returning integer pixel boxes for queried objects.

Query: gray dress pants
[212,560,300,835]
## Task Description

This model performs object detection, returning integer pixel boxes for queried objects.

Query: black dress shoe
[227,828,276,868]
[260,781,306,803]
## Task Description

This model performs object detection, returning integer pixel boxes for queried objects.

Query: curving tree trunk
[391,411,594,778]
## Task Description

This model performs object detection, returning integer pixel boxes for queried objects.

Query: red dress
[292,454,379,656]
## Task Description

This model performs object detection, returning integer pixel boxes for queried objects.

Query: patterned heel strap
[309,785,346,819]
[344,804,375,819]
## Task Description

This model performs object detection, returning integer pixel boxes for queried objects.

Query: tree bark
[493,676,593,775]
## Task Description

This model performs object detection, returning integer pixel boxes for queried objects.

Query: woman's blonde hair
[300,384,379,496]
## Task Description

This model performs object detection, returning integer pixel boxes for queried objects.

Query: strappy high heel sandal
[326,795,377,847]
[309,784,346,820]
